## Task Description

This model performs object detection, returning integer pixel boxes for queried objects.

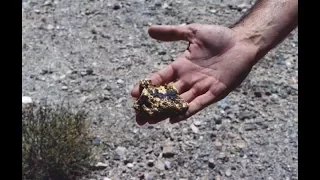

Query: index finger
[131,64,176,97]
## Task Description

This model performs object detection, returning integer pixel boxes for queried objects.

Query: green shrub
[22,103,95,180]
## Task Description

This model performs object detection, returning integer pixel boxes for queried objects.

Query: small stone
[86,68,94,75]
[145,173,154,180]
[113,4,121,10]
[164,161,171,170]
[146,147,153,154]
[270,94,279,101]
[95,162,108,168]
[22,96,33,104]
[61,86,68,90]
[193,120,202,126]
[215,175,221,180]
[238,111,252,121]
[74,89,81,94]
[117,79,125,84]
[59,75,66,80]
[103,178,112,180]
[235,140,246,149]
[147,160,154,167]
[214,141,222,150]
[217,152,226,159]
[244,123,257,131]
[47,24,54,30]
[127,163,134,168]
[254,91,262,97]
[115,146,127,157]
[215,118,222,124]
[155,160,165,170]
[210,9,217,13]
[113,153,120,161]
[158,51,166,55]
[155,2,162,7]
[162,3,169,9]
[208,158,215,169]
[163,145,175,158]
[34,9,40,13]
[161,55,171,61]
[190,124,199,133]
[93,136,101,145]
[225,169,232,177]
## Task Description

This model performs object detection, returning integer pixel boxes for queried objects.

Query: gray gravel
[22,0,298,179]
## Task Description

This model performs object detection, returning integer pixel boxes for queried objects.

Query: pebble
[115,146,127,157]
[238,111,252,121]
[22,96,33,104]
[127,163,134,168]
[214,141,222,150]
[208,158,215,169]
[93,136,101,145]
[244,123,257,131]
[147,159,154,167]
[47,24,54,30]
[145,173,155,180]
[95,162,108,168]
[155,160,165,170]
[193,120,202,126]
[103,178,112,180]
[117,79,125,84]
[235,140,246,149]
[254,91,262,97]
[163,145,175,158]
[162,3,169,9]
[164,161,171,169]
[225,169,232,177]
[270,94,279,101]
[113,4,121,10]
[61,86,68,90]
[190,124,199,134]
[215,118,222,124]
[209,9,217,13]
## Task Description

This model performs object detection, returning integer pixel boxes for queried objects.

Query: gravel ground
[22,0,298,179]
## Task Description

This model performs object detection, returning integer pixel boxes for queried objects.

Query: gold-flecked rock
[133,79,188,117]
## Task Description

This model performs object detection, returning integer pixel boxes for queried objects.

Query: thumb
[148,24,196,42]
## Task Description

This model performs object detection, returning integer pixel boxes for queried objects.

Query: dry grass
[22,102,95,180]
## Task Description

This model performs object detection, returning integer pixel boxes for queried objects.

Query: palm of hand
[132,24,255,125]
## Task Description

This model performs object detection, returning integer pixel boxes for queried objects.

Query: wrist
[231,26,268,66]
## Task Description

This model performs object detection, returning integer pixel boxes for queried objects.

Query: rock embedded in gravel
[225,169,232,177]
[113,4,121,10]
[244,123,257,131]
[147,159,154,167]
[164,161,171,170]
[61,86,68,90]
[95,162,108,169]
[193,120,202,126]
[22,96,33,104]
[163,145,175,158]
[190,124,199,134]
[127,163,134,168]
[208,158,215,169]
[47,24,54,30]
[117,79,125,84]
[155,160,165,170]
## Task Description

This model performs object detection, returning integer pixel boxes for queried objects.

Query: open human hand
[131,24,258,125]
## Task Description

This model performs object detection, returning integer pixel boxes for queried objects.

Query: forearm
[231,0,298,64]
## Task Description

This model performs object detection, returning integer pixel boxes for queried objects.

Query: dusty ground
[22,0,298,179]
